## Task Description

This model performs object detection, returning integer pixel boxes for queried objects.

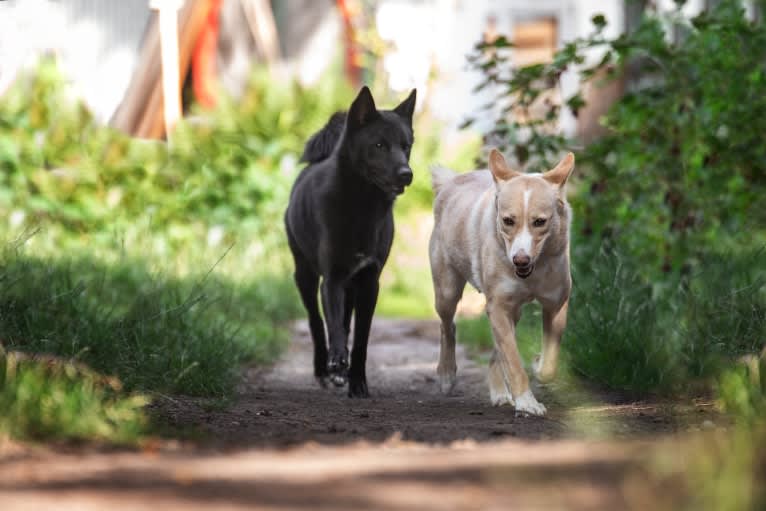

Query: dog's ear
[393,89,417,123]
[488,149,521,183]
[542,152,575,188]
[348,86,379,128]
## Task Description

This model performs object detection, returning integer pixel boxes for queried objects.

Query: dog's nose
[397,166,413,186]
[512,253,531,267]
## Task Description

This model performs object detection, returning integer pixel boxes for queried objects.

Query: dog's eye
[374,142,384,150]
[533,218,547,227]
[502,217,515,227]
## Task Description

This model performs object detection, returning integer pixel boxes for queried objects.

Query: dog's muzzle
[512,253,534,278]
[392,166,413,195]
[514,264,534,279]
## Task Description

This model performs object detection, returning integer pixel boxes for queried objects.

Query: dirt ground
[0,318,722,510]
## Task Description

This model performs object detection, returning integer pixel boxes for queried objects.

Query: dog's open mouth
[515,265,534,279]
[388,184,407,196]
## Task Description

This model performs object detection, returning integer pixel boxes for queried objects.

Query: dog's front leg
[534,299,568,384]
[347,268,379,398]
[486,298,546,416]
[321,276,349,386]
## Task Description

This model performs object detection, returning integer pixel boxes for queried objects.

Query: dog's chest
[493,265,567,306]
[495,274,535,303]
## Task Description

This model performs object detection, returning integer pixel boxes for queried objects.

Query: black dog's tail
[300,112,347,164]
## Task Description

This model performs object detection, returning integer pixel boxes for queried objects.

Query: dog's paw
[316,375,329,389]
[489,387,514,407]
[328,352,349,387]
[330,374,347,387]
[513,389,546,416]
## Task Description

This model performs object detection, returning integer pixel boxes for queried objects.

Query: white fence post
[151,0,184,142]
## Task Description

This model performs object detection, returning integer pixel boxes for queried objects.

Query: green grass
[563,244,766,396]
[0,228,301,443]
[0,240,300,397]
[378,262,434,318]
[0,350,147,444]
[564,247,681,394]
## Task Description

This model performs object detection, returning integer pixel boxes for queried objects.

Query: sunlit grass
[0,350,147,444]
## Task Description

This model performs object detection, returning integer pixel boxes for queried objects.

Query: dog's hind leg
[347,267,379,398]
[432,264,464,395]
[534,299,569,384]
[294,262,329,386]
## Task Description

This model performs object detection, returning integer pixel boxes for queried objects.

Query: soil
[0,318,722,510]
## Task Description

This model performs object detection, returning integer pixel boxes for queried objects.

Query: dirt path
[0,319,719,510]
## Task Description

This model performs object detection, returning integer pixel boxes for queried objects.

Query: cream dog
[429,149,575,416]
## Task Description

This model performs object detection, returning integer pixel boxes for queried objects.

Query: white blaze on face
[509,188,533,261]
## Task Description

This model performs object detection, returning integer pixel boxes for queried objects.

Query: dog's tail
[430,165,457,196]
[300,112,347,164]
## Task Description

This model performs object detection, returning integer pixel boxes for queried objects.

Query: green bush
[0,60,352,245]
[565,246,681,393]
[682,249,766,379]
[563,244,766,395]
[0,349,147,443]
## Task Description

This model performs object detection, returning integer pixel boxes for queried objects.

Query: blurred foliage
[456,304,541,363]
[0,59,352,250]
[565,244,766,395]
[565,246,681,393]
[0,347,147,444]
[0,59,357,441]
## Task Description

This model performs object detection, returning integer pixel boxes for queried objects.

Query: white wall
[375,0,624,137]
[0,0,152,124]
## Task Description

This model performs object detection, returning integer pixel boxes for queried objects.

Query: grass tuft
[0,244,300,397]
[0,349,147,443]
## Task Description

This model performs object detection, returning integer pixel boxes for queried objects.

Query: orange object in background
[337,0,362,88]
[191,0,222,109]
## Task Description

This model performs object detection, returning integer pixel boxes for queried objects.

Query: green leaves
[0,64,353,237]
[591,14,607,30]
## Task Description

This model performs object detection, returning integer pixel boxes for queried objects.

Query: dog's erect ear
[542,152,575,188]
[488,149,521,183]
[393,89,417,123]
[348,86,379,128]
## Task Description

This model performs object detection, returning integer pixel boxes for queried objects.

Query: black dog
[284,86,416,397]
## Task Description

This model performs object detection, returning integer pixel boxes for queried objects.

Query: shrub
[0,349,147,443]
[565,246,682,393]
